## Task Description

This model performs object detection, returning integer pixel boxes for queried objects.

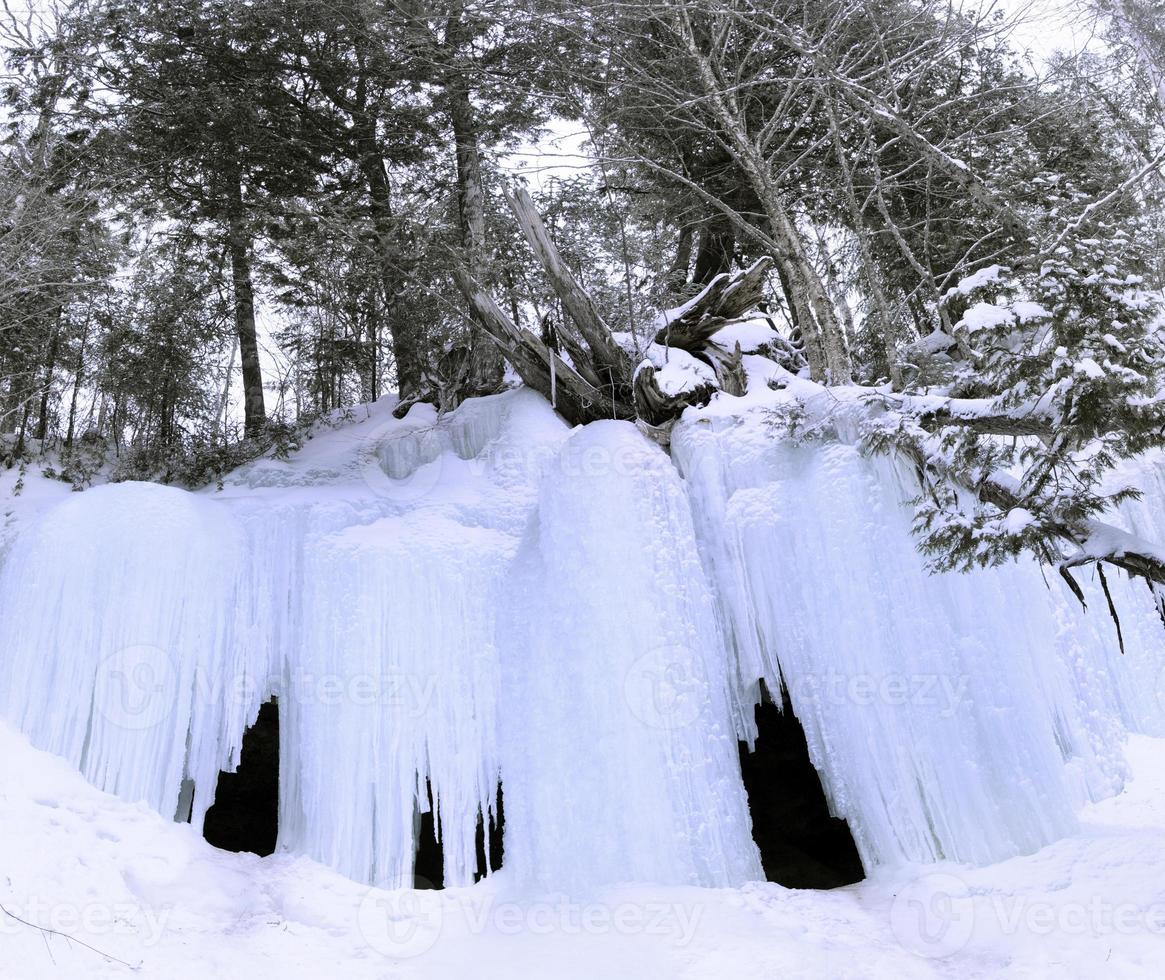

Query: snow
[1012,301,1050,322]
[945,264,1004,298]
[637,345,717,396]
[1003,507,1036,534]
[4,719,1165,977]
[908,329,957,356]
[957,301,1014,334]
[1075,357,1106,380]
[709,318,780,353]
[0,459,73,558]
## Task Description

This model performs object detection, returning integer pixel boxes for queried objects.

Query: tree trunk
[218,333,238,442]
[766,205,852,384]
[503,186,636,393]
[693,216,735,284]
[449,263,636,426]
[65,317,89,448]
[452,218,773,433]
[824,99,902,387]
[34,309,62,443]
[446,9,504,395]
[226,176,266,439]
[666,223,695,292]
[673,4,852,384]
[359,143,425,401]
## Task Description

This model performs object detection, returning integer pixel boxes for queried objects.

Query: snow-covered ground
[1,721,1163,978]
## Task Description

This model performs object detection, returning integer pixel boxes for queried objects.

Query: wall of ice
[672,418,1165,867]
[0,385,1163,891]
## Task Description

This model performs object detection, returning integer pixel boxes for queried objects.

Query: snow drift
[1,385,1163,892]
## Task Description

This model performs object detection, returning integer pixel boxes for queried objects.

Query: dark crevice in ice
[739,682,865,889]
[201,698,280,856]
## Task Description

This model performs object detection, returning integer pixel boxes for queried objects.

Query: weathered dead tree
[655,256,772,398]
[448,187,776,432]
[503,187,637,394]
[450,264,636,424]
[632,362,719,430]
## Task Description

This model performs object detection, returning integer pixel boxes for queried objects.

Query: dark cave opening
[201,698,280,856]
[414,782,504,889]
[739,682,865,889]
[197,689,859,891]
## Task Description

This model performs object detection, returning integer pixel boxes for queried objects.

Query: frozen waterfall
[1,386,1163,891]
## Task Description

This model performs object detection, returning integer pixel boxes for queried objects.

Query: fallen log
[449,188,778,430]
[655,257,770,395]
[450,263,636,425]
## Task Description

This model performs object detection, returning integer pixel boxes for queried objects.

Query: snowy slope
[2,721,1165,978]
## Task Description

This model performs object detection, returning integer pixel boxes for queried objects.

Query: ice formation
[673,421,1165,866]
[500,422,760,891]
[1,383,1164,891]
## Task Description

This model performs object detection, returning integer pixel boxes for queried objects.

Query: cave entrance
[194,700,505,886]
[202,698,280,856]
[414,782,504,889]
[739,682,864,889]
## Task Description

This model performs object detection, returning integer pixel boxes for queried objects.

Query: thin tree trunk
[66,316,89,448]
[218,332,238,442]
[446,7,504,394]
[824,98,902,388]
[672,2,851,383]
[226,174,266,439]
[34,309,61,443]
[360,144,424,400]
[666,223,695,291]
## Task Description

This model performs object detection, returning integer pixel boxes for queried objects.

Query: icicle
[499,421,762,892]
[673,418,1165,868]
[0,482,252,823]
